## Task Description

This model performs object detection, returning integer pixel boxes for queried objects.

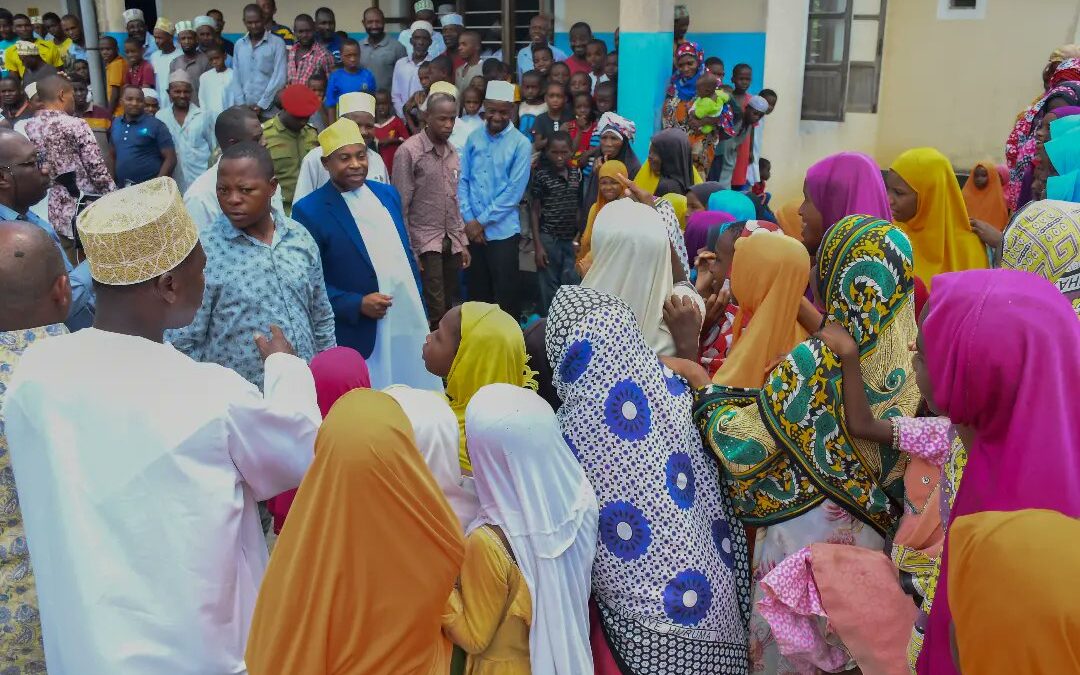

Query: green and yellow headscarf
[695,215,920,535]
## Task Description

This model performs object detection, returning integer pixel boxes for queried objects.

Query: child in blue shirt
[325,38,376,121]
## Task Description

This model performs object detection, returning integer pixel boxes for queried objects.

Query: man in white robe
[291,117,439,391]
[4,176,320,674]
[293,91,387,203]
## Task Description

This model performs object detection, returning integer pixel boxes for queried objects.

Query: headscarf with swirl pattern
[694,215,920,535]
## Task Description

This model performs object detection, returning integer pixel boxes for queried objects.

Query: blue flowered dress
[546,286,750,675]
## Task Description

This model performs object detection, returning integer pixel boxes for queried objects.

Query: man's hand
[614,172,655,205]
[361,293,393,319]
[254,324,295,360]
[688,115,703,132]
[461,246,471,269]
[534,240,548,269]
[465,219,486,244]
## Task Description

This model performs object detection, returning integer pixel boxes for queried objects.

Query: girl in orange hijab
[577,159,627,270]
[712,228,811,387]
[961,161,1009,231]
[245,389,465,675]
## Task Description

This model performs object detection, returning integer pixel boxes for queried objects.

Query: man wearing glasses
[23,74,114,264]
[0,126,95,329]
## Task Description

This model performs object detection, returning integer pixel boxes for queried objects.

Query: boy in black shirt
[531,80,572,152]
[530,131,583,315]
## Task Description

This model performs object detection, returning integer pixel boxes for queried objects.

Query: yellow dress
[444,526,532,675]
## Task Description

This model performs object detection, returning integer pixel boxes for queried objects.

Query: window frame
[800,0,888,121]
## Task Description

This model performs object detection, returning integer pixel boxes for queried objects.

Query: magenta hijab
[310,346,372,417]
[916,269,1080,675]
[266,347,372,534]
[684,210,735,257]
[804,152,892,231]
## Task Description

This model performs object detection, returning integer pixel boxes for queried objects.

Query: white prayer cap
[437,3,455,16]
[339,91,376,117]
[410,20,433,36]
[484,80,515,103]
[440,13,463,27]
[421,81,458,112]
[142,88,159,101]
[23,82,37,100]
[193,15,216,30]
[122,8,145,24]
[414,0,435,12]
[168,70,193,85]
[174,20,195,35]
[748,95,770,114]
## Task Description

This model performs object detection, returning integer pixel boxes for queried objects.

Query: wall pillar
[617,0,673,159]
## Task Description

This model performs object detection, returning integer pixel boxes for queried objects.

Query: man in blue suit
[291,117,441,391]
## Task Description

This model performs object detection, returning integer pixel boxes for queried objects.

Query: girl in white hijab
[582,198,704,356]
[384,385,479,528]
[445,384,599,675]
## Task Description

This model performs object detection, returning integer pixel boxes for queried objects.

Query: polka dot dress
[548,286,751,674]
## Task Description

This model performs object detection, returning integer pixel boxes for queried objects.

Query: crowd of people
[0,0,1078,674]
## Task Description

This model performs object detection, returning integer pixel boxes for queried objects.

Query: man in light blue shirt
[458,80,531,320]
[515,14,567,79]
[227,4,286,120]
[0,129,93,330]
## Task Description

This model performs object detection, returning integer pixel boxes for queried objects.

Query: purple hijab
[684,210,736,256]
[804,152,892,231]
[916,269,1080,675]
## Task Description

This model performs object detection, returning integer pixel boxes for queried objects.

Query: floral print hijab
[546,285,751,675]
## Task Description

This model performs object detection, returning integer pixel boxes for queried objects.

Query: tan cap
[77,177,200,285]
[319,118,365,157]
[338,91,376,117]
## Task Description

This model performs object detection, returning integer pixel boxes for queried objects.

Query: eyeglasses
[0,152,46,174]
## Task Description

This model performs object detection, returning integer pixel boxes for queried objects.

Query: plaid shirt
[287,42,334,85]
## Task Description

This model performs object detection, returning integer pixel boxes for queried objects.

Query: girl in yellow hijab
[948,509,1080,674]
[422,302,537,472]
[245,389,465,675]
[712,229,811,387]
[886,148,988,289]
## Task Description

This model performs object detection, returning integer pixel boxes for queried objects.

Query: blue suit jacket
[291,180,422,358]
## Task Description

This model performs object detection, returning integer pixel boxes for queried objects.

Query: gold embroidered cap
[319,118,364,157]
[428,80,458,99]
[154,17,174,34]
[14,41,38,57]
[77,177,200,286]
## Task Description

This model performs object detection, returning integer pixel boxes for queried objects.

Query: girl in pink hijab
[799,152,892,254]
[266,347,371,533]
[916,269,1080,674]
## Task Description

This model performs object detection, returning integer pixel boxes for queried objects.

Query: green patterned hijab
[696,215,920,535]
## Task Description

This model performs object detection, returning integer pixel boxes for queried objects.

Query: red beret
[280,84,321,118]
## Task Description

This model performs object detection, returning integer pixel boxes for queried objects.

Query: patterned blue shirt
[458,122,532,242]
[166,212,336,387]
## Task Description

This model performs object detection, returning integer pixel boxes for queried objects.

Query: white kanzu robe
[341,184,442,392]
[4,328,321,675]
